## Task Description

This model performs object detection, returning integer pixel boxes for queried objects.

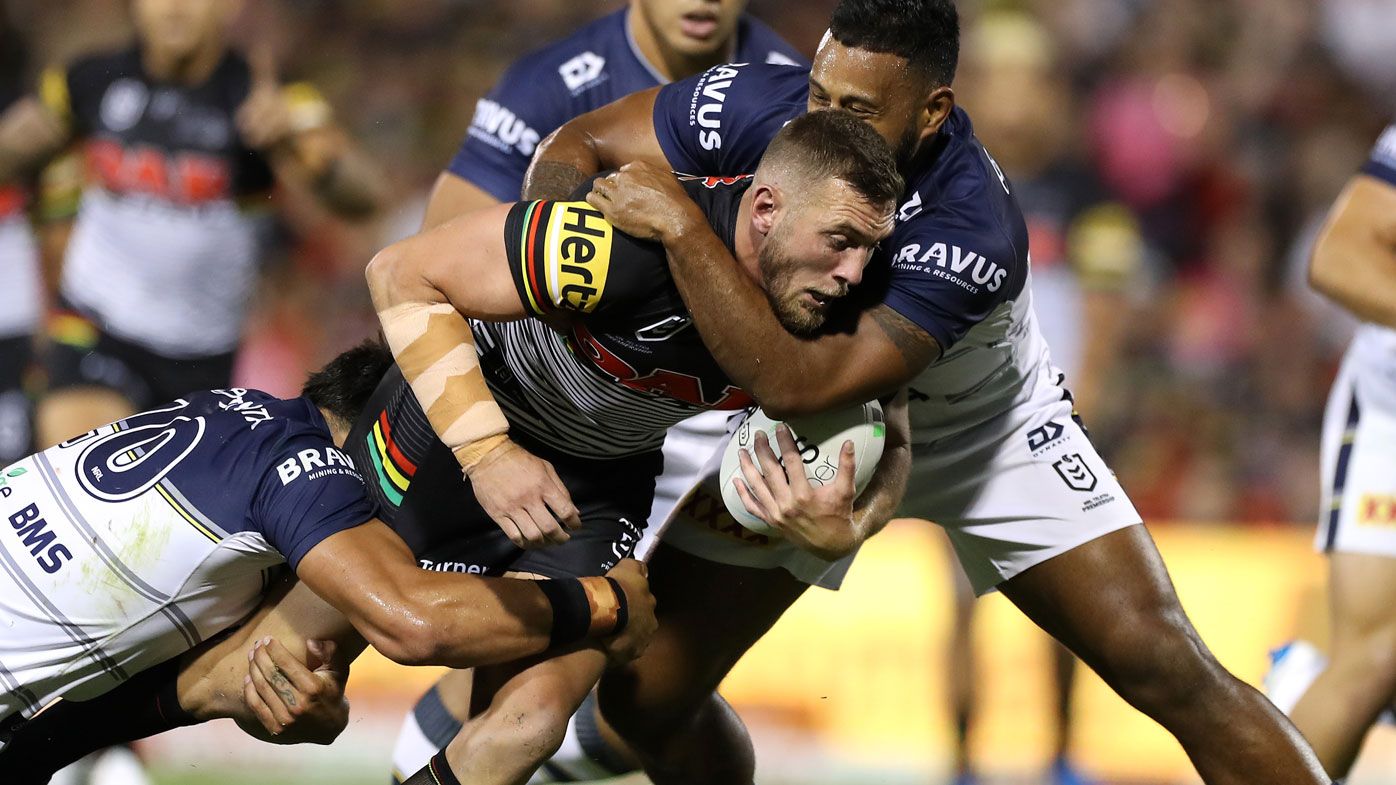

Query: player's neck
[140,40,225,85]
[732,190,763,283]
[318,408,351,449]
[626,9,736,83]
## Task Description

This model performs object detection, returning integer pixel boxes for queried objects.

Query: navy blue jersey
[1365,123,1396,186]
[42,388,371,569]
[446,7,804,201]
[0,389,371,718]
[653,62,1030,352]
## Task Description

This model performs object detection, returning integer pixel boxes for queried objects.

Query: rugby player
[0,342,657,784]
[1263,123,1396,779]
[364,108,909,785]
[6,109,911,785]
[0,0,384,450]
[513,0,1331,782]
[398,2,802,775]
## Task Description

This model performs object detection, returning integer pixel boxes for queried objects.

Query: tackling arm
[849,389,912,545]
[522,87,669,200]
[1309,175,1396,329]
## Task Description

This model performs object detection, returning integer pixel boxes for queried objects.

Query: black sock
[400,751,463,785]
[0,656,196,784]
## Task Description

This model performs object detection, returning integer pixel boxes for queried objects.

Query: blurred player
[522,0,1332,782]
[0,343,657,785]
[0,0,384,451]
[1263,123,1396,779]
[938,12,1146,784]
[395,1,803,779]
[0,8,40,470]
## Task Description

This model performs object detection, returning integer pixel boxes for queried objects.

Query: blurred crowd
[5,0,1395,525]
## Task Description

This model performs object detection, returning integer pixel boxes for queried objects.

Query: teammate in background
[939,13,1146,784]
[1263,124,1396,780]
[0,342,657,785]
[0,8,41,470]
[396,2,803,778]
[520,0,1331,782]
[0,0,385,450]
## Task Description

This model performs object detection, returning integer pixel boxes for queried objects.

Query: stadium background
[6,0,1396,782]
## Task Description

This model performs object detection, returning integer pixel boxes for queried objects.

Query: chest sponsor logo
[100,79,149,132]
[687,64,745,151]
[893,241,1008,294]
[635,315,692,342]
[1359,495,1396,528]
[8,503,72,574]
[469,98,541,157]
[558,51,607,93]
[85,139,232,204]
[276,447,359,485]
[1052,453,1098,493]
[547,203,613,313]
[573,322,753,410]
[214,388,274,429]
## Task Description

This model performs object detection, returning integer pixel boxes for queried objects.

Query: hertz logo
[546,202,613,313]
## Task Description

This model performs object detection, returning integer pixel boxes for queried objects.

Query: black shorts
[347,366,659,579]
[43,304,236,410]
[0,334,36,464]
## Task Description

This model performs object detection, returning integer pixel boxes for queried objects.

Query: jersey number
[68,400,207,502]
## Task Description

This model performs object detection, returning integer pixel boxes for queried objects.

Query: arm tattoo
[869,305,941,373]
[522,160,590,201]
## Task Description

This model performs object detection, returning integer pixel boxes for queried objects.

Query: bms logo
[688,64,746,151]
[469,99,540,157]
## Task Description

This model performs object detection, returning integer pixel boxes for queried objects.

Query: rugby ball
[719,401,886,535]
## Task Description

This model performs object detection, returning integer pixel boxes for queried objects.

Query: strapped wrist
[537,576,629,649]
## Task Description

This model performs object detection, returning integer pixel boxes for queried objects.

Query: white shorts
[1315,350,1396,557]
[662,388,1141,595]
[639,410,735,561]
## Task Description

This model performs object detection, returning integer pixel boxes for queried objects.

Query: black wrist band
[604,576,629,637]
[538,578,590,648]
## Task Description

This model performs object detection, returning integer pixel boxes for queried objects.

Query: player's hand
[243,637,349,745]
[600,559,657,663]
[466,439,582,549]
[585,161,705,244]
[235,47,296,152]
[734,425,860,561]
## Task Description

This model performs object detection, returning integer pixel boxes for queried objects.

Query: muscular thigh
[608,543,809,707]
[1328,552,1396,648]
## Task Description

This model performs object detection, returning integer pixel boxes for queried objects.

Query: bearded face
[757,215,852,336]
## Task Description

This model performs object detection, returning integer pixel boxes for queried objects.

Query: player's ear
[919,85,955,142]
[751,183,780,237]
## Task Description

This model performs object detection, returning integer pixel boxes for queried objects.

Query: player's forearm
[524,126,603,200]
[276,128,385,220]
[367,240,512,470]
[663,216,838,416]
[1310,236,1396,329]
[850,391,911,544]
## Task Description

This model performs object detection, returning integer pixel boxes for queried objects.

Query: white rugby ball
[719,401,886,535]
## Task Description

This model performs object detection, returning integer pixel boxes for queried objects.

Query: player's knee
[1098,612,1222,711]
[596,666,698,744]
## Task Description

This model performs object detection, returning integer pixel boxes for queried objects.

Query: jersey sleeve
[445,61,569,201]
[1362,124,1396,186]
[879,223,1023,352]
[652,62,806,176]
[250,435,374,570]
[501,198,664,319]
